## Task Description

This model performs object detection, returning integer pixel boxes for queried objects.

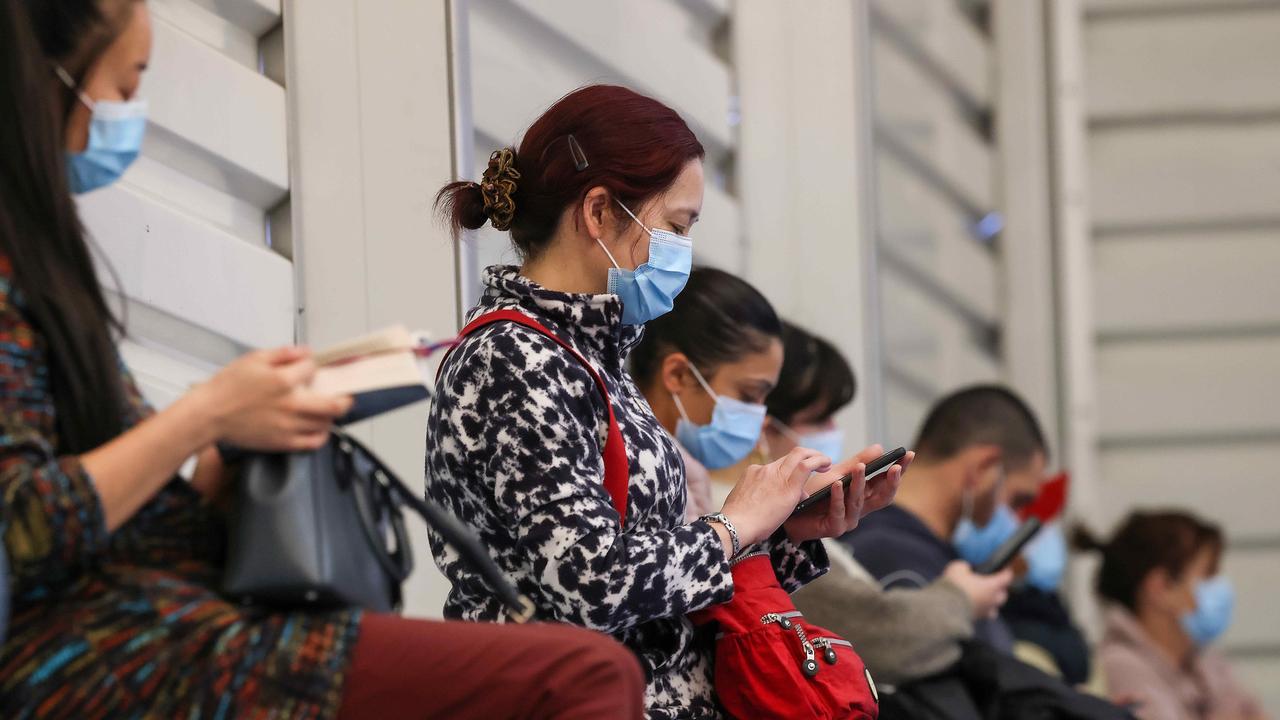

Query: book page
[313,325,415,367]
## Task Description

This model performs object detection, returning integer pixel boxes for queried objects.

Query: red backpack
[447,310,879,719]
[690,554,880,719]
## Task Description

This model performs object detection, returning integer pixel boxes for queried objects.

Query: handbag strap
[439,309,630,525]
[334,429,537,623]
[333,435,414,587]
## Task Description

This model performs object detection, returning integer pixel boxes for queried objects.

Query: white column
[284,0,459,617]
[733,0,880,447]
[993,0,1061,452]
[1047,0,1103,633]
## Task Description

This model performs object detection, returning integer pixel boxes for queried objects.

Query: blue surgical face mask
[1023,522,1068,592]
[674,363,766,469]
[773,419,844,463]
[1181,575,1235,647]
[597,201,693,325]
[58,66,147,194]
[952,479,1018,566]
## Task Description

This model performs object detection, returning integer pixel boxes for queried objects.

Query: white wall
[1067,0,1280,707]
[733,0,879,449]
[285,0,458,618]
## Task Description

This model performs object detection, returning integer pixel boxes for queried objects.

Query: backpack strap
[438,309,630,525]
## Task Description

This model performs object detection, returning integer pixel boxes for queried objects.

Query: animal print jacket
[425,266,829,718]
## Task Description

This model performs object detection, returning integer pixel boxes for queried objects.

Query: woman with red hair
[428,85,904,717]
[0,2,644,716]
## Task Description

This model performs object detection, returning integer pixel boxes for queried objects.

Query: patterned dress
[425,266,829,719]
[0,255,360,719]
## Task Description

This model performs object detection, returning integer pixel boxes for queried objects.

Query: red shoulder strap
[439,309,630,525]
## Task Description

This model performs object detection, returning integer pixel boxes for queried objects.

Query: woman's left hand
[783,444,913,543]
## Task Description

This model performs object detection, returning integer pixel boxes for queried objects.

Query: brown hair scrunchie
[479,148,521,231]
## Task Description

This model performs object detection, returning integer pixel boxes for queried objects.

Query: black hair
[766,322,856,425]
[0,0,133,453]
[913,385,1047,470]
[631,266,782,384]
[1072,511,1223,612]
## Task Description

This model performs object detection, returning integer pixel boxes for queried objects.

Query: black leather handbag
[223,430,533,620]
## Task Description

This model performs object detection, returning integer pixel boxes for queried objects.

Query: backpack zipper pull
[792,622,819,677]
[813,637,839,665]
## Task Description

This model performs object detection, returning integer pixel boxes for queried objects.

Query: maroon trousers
[337,613,645,719]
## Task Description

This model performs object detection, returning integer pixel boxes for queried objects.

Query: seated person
[841,385,1050,653]
[639,311,1009,687]
[1000,473,1094,687]
[768,324,1012,687]
[1076,511,1268,720]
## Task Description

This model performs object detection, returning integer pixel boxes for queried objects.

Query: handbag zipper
[761,611,819,677]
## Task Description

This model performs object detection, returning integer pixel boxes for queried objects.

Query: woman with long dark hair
[428,85,907,717]
[0,1,643,717]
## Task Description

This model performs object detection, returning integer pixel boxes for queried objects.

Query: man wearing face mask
[999,474,1096,687]
[841,385,1050,653]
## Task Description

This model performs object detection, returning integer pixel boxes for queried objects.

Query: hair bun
[1069,524,1106,553]
[480,147,521,231]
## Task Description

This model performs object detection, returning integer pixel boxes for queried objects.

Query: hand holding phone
[792,447,907,516]
[975,517,1043,574]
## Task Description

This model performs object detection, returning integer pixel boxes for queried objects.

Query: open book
[310,325,452,424]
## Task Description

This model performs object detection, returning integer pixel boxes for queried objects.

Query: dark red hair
[436,84,704,258]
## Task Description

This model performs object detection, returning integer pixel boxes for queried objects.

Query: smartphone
[791,446,907,516]
[974,517,1043,574]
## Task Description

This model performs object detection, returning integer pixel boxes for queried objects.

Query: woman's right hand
[194,346,353,452]
[719,447,832,548]
[942,560,1013,620]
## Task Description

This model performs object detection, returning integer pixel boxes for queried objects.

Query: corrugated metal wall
[867,0,1005,446]
[81,0,293,419]
[1081,0,1280,707]
[462,0,741,298]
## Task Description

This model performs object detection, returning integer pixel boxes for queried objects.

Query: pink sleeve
[1201,650,1269,720]
[680,446,714,522]
[1099,645,1184,720]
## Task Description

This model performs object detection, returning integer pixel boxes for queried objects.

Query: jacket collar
[473,265,644,369]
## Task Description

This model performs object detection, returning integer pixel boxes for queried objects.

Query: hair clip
[567,134,589,172]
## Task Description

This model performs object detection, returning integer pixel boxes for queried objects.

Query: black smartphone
[791,446,907,516]
[974,517,1043,574]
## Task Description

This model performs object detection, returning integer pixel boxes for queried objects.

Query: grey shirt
[792,539,974,687]
[840,504,1016,653]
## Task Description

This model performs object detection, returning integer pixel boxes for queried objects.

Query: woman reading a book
[427,84,907,717]
[0,1,644,717]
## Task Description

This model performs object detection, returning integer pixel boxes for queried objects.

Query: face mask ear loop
[770,417,804,445]
[595,237,622,270]
[54,64,95,112]
[960,485,974,526]
[671,391,693,423]
[685,362,719,401]
[600,199,649,273]
[614,198,652,234]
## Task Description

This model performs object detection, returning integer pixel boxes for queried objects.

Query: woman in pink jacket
[1077,511,1267,720]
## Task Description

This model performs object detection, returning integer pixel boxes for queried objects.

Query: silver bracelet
[700,512,741,558]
